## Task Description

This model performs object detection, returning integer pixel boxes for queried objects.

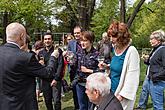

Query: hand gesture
[39,57,44,65]
[51,49,59,58]
[51,79,57,87]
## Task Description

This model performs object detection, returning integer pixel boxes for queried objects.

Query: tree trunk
[120,0,126,23]
[127,0,146,28]
[64,0,96,30]
[87,0,96,30]
[78,0,87,30]
[65,0,79,25]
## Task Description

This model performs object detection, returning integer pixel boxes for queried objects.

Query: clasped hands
[81,66,93,73]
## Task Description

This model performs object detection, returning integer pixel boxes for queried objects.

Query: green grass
[38,91,74,110]
[39,60,154,110]
[134,61,153,109]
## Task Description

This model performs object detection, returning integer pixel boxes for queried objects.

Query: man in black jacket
[86,73,123,110]
[38,32,64,110]
[0,22,57,110]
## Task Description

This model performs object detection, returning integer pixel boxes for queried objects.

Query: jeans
[69,65,79,109]
[149,79,165,110]
[138,76,149,109]
[76,84,91,110]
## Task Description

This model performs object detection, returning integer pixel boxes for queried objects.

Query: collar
[45,45,54,52]
[97,93,114,110]
[152,44,162,52]
[83,46,95,54]
[7,41,20,48]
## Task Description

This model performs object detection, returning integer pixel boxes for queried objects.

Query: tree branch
[64,0,79,24]
[127,0,146,28]
[120,0,126,23]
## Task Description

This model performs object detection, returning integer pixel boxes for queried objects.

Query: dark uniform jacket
[0,43,56,110]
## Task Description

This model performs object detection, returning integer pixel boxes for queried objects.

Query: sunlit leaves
[91,0,118,40]
[0,0,56,37]
[131,0,165,48]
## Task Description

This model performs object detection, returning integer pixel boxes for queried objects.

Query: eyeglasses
[67,39,71,40]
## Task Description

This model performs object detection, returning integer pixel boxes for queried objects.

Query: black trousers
[72,83,79,109]
[42,80,61,110]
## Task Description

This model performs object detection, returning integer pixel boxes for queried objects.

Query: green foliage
[90,0,119,41]
[1,0,165,47]
[130,0,165,48]
[91,0,165,48]
[0,0,55,41]
[52,0,79,33]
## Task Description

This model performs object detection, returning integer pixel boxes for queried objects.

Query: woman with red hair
[101,21,140,110]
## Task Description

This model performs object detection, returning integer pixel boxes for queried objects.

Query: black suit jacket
[90,92,123,110]
[0,43,56,110]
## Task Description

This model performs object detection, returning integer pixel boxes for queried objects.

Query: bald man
[0,22,57,110]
